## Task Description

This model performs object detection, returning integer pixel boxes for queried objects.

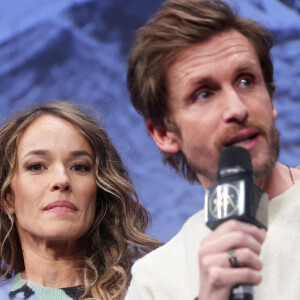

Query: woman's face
[11,115,97,244]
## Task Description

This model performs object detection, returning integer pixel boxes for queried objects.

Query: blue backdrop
[0,0,300,241]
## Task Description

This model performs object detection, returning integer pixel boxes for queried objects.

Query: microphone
[205,146,268,300]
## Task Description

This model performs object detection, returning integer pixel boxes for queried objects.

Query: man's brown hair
[127,0,275,183]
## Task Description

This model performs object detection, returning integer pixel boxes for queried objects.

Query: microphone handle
[230,283,253,300]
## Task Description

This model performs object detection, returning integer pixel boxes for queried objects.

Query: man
[126,0,300,299]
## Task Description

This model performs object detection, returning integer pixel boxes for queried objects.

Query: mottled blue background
[1,0,300,241]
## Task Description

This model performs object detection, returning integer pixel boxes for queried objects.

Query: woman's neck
[19,235,83,288]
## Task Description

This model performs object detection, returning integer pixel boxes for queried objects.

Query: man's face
[156,30,279,188]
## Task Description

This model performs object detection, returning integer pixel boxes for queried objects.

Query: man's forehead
[176,31,255,63]
[167,30,259,82]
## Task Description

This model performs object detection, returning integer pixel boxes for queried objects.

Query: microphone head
[218,146,253,179]
[205,147,268,231]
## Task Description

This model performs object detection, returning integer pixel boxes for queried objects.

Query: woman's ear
[5,193,15,214]
[147,120,181,153]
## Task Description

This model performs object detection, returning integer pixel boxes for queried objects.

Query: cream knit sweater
[126,180,300,300]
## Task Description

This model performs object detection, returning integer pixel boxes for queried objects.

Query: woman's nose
[50,167,72,192]
[52,183,70,192]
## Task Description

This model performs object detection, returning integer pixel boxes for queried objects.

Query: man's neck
[256,162,299,200]
[199,162,300,200]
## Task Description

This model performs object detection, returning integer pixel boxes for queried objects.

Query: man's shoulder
[127,210,210,299]
[132,209,209,272]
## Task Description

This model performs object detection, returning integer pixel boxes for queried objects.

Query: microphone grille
[218,146,252,172]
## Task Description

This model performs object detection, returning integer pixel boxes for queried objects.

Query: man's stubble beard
[252,121,280,181]
[185,120,280,185]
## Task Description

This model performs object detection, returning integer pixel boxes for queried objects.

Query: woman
[0,101,161,299]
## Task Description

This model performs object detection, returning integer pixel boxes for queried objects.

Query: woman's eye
[26,163,46,171]
[71,164,91,173]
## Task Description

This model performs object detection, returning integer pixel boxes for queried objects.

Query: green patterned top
[0,273,84,299]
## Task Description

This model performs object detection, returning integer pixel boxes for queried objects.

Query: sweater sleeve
[126,211,207,300]
[126,262,160,300]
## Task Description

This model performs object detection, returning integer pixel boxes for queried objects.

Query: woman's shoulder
[0,273,83,300]
[0,274,18,298]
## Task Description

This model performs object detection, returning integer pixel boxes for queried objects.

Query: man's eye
[195,90,212,100]
[239,77,253,88]
[71,164,91,173]
[26,163,46,171]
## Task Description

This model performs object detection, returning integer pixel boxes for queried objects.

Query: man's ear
[272,102,278,120]
[147,120,181,153]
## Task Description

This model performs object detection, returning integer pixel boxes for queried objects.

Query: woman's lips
[43,201,78,213]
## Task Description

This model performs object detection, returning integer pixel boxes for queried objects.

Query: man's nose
[50,167,72,192]
[222,87,249,124]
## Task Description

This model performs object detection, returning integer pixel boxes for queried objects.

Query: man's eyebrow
[194,76,215,85]
[235,61,258,73]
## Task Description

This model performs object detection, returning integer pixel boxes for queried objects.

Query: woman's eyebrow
[69,150,94,160]
[22,149,50,160]
[21,150,94,160]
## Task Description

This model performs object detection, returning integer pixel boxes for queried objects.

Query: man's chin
[253,151,278,181]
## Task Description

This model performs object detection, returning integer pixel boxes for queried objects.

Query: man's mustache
[214,118,268,151]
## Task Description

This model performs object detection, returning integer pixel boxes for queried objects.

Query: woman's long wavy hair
[0,101,162,299]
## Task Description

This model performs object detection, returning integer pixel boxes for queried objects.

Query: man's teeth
[232,138,252,146]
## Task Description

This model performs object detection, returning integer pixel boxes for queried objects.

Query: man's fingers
[200,248,263,271]
[205,220,266,243]
[200,230,264,257]
[198,220,266,300]
[206,266,263,288]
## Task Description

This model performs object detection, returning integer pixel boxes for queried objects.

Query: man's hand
[197,220,266,300]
